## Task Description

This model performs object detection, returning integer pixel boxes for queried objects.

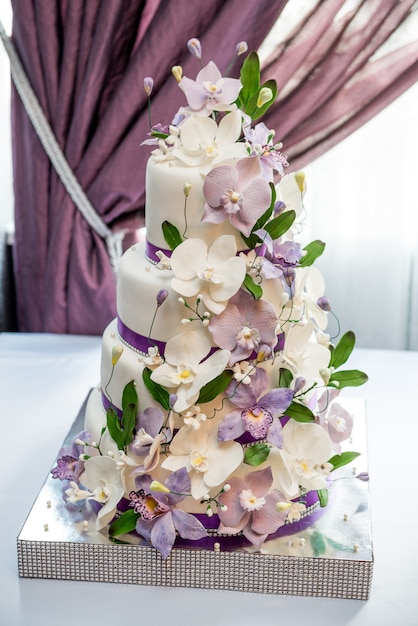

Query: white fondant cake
[52,41,367,558]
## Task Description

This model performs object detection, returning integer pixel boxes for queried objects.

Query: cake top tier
[141,43,293,259]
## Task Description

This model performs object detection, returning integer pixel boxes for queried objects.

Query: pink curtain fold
[261,0,418,171]
[10,0,418,335]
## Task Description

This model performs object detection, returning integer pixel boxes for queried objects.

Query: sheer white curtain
[302,81,418,350]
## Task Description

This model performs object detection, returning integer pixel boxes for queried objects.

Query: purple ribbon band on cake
[118,316,285,362]
[117,317,166,356]
[145,240,172,264]
[102,391,122,418]
[145,238,266,265]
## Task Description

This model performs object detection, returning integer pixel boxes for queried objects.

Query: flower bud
[223,483,231,492]
[319,367,332,385]
[183,183,192,197]
[150,480,170,493]
[187,38,202,59]
[111,345,123,366]
[294,171,306,193]
[236,41,248,56]
[256,87,273,108]
[156,289,169,307]
[317,296,331,312]
[169,393,178,409]
[143,76,154,96]
[172,65,183,83]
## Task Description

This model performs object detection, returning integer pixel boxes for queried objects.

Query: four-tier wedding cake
[51,39,367,558]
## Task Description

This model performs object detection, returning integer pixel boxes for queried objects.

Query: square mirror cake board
[17,396,373,600]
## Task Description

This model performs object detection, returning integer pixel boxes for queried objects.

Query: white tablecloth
[1,332,417,626]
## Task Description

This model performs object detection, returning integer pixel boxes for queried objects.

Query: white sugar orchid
[162,421,243,499]
[278,420,333,497]
[173,111,247,168]
[170,235,246,315]
[276,172,306,225]
[279,320,330,388]
[78,456,124,530]
[294,266,328,330]
[150,330,230,412]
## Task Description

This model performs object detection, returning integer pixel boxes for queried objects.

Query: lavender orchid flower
[244,122,288,181]
[218,367,294,446]
[208,289,278,365]
[202,157,272,237]
[217,466,287,548]
[254,229,303,290]
[132,467,207,559]
[179,61,242,115]
[51,431,94,481]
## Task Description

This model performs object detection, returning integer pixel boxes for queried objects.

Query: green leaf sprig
[106,380,138,450]
[235,51,277,120]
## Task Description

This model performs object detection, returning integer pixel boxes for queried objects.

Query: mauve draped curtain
[10,0,418,335]
[261,0,418,171]
[10,0,286,335]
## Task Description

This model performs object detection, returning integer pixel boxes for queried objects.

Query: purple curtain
[10,0,418,335]
[11,0,287,335]
[261,0,418,171]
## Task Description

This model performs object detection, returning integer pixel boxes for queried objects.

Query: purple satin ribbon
[116,488,325,553]
[117,317,166,356]
[118,316,284,360]
[102,390,122,418]
[145,240,172,264]
[145,238,265,264]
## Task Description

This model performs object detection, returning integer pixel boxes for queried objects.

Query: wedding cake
[52,40,367,558]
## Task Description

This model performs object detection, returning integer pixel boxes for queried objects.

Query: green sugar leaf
[243,273,263,300]
[109,509,139,537]
[317,488,329,508]
[142,367,171,410]
[285,401,315,422]
[246,79,277,120]
[279,368,293,388]
[264,209,296,240]
[328,451,361,471]
[238,51,260,110]
[197,370,233,404]
[299,240,326,267]
[106,406,124,450]
[162,220,183,251]
[329,331,356,369]
[244,443,270,466]
[329,369,368,389]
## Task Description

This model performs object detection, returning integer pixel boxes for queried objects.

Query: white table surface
[1,332,417,626]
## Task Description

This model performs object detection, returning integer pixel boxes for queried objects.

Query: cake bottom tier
[17,395,373,599]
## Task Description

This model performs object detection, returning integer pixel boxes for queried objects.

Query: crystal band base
[17,397,373,600]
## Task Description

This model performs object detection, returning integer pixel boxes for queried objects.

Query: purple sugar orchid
[51,431,93,481]
[132,467,207,559]
[217,466,287,548]
[202,156,272,238]
[244,122,288,181]
[254,229,303,288]
[218,367,294,446]
[179,61,242,115]
[208,289,278,365]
